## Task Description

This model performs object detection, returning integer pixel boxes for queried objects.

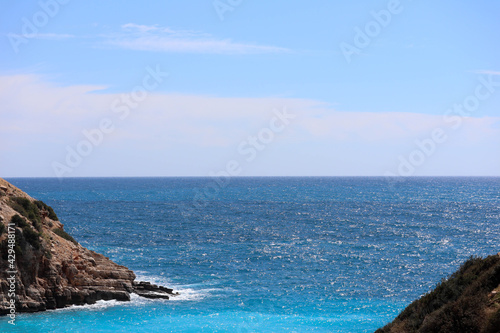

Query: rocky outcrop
[376,254,500,333]
[0,178,176,315]
[133,281,174,300]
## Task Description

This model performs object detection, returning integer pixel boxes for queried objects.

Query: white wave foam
[55,299,127,312]
[166,288,207,301]
[49,273,220,314]
[53,292,170,313]
[133,273,223,301]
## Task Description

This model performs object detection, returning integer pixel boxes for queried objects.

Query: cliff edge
[376,254,500,333]
[0,178,176,315]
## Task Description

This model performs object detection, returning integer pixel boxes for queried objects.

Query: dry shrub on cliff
[34,200,59,221]
[483,309,500,333]
[11,214,27,228]
[8,197,59,227]
[376,255,500,333]
[20,226,41,250]
[9,214,41,251]
[9,197,40,223]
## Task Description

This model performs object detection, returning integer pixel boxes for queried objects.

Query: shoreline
[0,178,177,317]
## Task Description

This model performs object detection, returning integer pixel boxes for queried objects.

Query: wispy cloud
[472,70,500,76]
[121,23,162,34]
[34,33,75,39]
[105,23,290,55]
[6,32,75,40]
[2,74,498,145]
[5,24,289,55]
[1,74,499,176]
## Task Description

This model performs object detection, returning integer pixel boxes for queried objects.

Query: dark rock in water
[133,281,179,300]
[0,178,177,315]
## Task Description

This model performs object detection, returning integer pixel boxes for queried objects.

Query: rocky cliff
[0,178,176,315]
[376,254,500,333]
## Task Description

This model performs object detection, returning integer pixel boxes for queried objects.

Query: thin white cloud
[36,33,75,39]
[1,74,499,176]
[472,70,500,76]
[121,23,160,33]
[4,24,289,55]
[109,37,289,54]
[1,74,498,145]
[6,32,75,40]
[106,23,290,55]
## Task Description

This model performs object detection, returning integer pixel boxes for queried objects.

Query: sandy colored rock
[0,178,176,315]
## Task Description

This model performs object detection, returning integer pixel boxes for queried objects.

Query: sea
[1,177,499,332]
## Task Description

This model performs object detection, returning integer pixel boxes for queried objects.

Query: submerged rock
[0,178,177,315]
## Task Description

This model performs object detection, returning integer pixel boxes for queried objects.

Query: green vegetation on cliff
[0,178,176,315]
[9,214,41,252]
[376,255,500,333]
[53,228,78,245]
[7,197,59,228]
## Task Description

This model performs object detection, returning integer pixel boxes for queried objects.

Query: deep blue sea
[1,177,499,332]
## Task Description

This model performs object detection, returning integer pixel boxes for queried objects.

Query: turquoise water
[1,177,499,332]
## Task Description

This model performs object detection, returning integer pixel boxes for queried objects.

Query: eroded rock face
[0,178,175,315]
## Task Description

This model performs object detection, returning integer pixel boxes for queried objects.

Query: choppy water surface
[2,177,499,332]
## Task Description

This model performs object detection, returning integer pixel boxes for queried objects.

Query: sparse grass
[44,249,52,259]
[53,228,78,245]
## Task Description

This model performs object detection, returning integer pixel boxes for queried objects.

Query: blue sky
[0,0,499,177]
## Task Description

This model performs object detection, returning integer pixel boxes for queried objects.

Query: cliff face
[376,254,500,333]
[0,178,175,315]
